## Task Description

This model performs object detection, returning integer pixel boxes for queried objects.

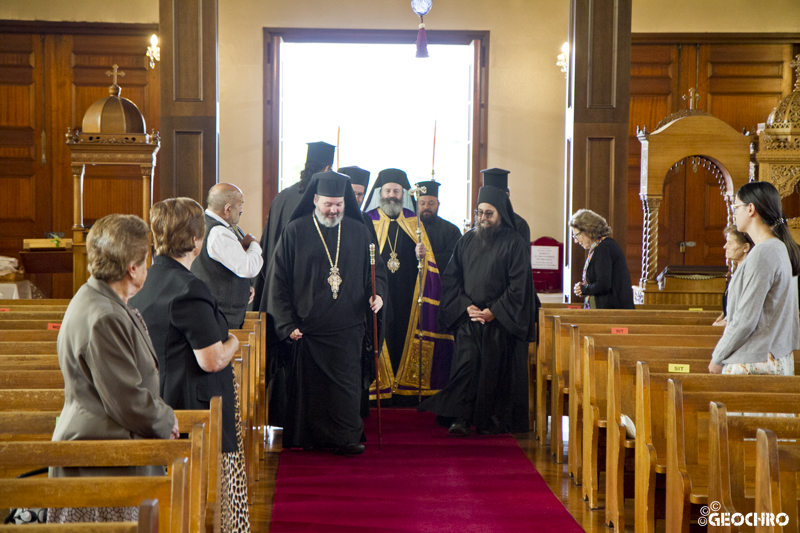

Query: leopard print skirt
[48,373,251,531]
[221,367,251,533]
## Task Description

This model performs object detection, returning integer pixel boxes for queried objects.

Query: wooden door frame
[261,28,489,227]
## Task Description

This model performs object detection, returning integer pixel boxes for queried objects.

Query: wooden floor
[248,419,636,533]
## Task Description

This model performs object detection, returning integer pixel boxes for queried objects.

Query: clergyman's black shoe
[333,443,366,456]
[448,419,470,437]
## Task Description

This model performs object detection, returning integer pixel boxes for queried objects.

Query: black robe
[381,218,419,374]
[267,214,387,448]
[422,215,462,273]
[419,224,536,433]
[253,182,306,313]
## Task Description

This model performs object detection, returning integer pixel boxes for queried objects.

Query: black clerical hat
[481,168,510,191]
[289,171,364,224]
[338,166,370,188]
[315,171,349,197]
[372,168,411,191]
[477,186,517,230]
[416,180,439,199]
[306,142,336,166]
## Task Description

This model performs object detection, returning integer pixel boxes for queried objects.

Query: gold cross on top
[682,88,701,110]
[105,64,126,86]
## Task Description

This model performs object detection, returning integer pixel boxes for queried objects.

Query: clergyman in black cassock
[416,180,462,271]
[253,141,335,313]
[255,141,335,428]
[419,186,538,435]
[266,171,387,453]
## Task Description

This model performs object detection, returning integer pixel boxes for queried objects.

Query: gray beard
[315,208,343,228]
[379,198,403,219]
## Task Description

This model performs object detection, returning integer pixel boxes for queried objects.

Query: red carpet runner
[270,409,583,532]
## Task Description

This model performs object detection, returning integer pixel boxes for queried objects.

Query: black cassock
[254,182,306,313]
[268,215,387,448]
[422,215,462,273]
[380,218,418,374]
[419,225,536,433]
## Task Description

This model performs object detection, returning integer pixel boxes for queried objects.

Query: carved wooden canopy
[638,113,751,199]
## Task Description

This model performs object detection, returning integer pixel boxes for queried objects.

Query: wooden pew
[635,365,800,533]
[0,499,158,532]
[709,403,800,533]
[536,308,719,443]
[579,334,721,508]
[0,458,188,533]
[605,346,716,531]
[668,386,800,533]
[0,399,222,533]
[557,320,720,477]
[0,330,59,341]
[755,428,800,533]
[0,299,71,306]
[0,320,63,331]
[0,312,65,321]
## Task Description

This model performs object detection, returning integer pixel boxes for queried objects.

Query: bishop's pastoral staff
[419,186,538,436]
[266,171,387,456]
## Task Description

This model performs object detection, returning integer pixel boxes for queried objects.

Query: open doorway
[263,29,489,230]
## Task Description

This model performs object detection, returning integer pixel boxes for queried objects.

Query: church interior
[2,0,800,531]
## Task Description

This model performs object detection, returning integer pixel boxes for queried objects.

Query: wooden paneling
[627,42,797,283]
[566,0,632,294]
[0,25,159,297]
[160,0,218,206]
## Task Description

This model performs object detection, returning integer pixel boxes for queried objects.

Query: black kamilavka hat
[338,166,371,188]
[481,168,511,191]
[306,142,336,166]
[415,180,439,199]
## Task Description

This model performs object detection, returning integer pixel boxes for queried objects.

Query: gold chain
[387,223,400,254]
[312,215,342,298]
[386,222,401,273]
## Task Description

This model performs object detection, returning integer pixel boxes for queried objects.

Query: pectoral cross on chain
[327,266,342,299]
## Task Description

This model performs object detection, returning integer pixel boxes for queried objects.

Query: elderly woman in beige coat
[48,214,178,524]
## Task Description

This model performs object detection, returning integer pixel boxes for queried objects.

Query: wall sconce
[146,34,160,69]
[556,41,569,77]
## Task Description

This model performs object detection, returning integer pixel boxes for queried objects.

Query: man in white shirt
[191,183,264,328]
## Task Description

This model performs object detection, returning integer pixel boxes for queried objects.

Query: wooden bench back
[707,401,800,533]
[0,329,59,341]
[0,457,188,533]
[0,299,71,306]
[0,311,65,321]
[756,428,800,533]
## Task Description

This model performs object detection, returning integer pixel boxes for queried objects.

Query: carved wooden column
[159,0,218,203]
[71,163,88,293]
[564,0,632,300]
[639,194,661,287]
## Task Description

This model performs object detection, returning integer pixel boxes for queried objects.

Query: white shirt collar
[205,209,230,228]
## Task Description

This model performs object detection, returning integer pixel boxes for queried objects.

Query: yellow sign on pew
[668,363,690,373]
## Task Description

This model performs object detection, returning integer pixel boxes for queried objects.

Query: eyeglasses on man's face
[474,209,496,220]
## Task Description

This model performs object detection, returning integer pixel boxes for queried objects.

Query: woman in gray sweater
[710,181,800,375]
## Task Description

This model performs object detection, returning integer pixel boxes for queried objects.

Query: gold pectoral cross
[387,252,400,273]
[328,266,342,299]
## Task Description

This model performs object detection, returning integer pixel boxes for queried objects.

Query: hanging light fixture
[411,0,432,58]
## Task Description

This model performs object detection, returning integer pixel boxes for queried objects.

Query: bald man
[191,183,264,329]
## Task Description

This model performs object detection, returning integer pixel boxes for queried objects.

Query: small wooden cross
[105,64,126,86]
[682,88,701,110]
[790,54,800,90]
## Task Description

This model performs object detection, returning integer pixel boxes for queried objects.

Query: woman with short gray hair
[568,209,635,309]
[48,214,178,524]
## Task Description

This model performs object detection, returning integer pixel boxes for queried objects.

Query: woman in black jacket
[569,209,635,309]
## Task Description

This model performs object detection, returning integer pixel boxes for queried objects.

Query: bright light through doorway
[279,42,475,229]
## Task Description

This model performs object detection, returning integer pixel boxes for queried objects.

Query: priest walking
[419,186,537,435]
[363,169,454,403]
[266,171,386,455]
[415,180,462,271]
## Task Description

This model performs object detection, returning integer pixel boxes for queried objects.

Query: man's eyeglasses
[474,209,495,219]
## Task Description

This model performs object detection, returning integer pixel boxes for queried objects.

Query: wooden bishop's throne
[65,65,159,294]
[633,91,751,306]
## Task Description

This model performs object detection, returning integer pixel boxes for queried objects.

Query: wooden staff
[407,185,427,403]
[431,120,436,180]
[369,243,382,448]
